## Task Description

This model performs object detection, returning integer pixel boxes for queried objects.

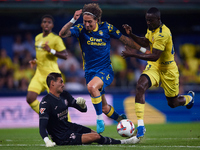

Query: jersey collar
[93,23,99,32]
[150,24,163,33]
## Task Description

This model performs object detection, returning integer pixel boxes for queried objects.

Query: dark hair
[46,72,62,88]
[82,3,102,23]
[146,7,161,18]
[41,14,54,23]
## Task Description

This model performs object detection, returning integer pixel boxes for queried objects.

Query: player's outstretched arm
[122,46,161,61]
[119,35,148,54]
[29,59,37,68]
[59,9,82,38]
[44,137,56,147]
[122,24,149,47]
[76,97,87,109]
[42,42,68,60]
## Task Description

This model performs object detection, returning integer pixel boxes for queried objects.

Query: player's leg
[135,74,150,138]
[27,74,42,114]
[102,94,127,122]
[26,91,39,113]
[82,133,140,145]
[166,92,195,108]
[162,67,195,109]
[87,76,104,133]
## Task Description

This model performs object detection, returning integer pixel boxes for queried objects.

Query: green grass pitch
[0,123,200,150]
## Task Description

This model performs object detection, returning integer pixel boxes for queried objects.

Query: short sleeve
[70,24,84,38]
[107,22,122,39]
[54,36,66,52]
[39,98,50,119]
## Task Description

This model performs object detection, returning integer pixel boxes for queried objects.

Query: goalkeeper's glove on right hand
[44,137,56,147]
[76,97,86,109]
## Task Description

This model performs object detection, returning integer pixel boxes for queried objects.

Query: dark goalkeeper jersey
[39,90,87,141]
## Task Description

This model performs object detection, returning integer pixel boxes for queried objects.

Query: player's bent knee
[87,84,96,94]
[26,92,37,104]
[168,102,176,108]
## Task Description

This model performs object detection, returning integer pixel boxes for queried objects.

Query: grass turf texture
[0,123,199,150]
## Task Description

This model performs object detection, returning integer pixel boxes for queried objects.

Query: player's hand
[44,137,56,147]
[76,97,86,109]
[42,41,51,52]
[29,59,37,68]
[122,24,132,35]
[74,9,82,20]
[121,46,135,59]
[145,50,151,54]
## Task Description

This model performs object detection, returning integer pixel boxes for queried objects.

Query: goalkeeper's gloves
[44,137,56,147]
[76,97,86,109]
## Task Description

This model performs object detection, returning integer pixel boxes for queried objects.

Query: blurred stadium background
[0,0,200,128]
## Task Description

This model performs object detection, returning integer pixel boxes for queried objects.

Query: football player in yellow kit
[26,15,70,121]
[122,7,195,139]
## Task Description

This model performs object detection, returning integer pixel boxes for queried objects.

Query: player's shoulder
[35,33,43,39]
[102,21,113,27]
[159,24,171,35]
[50,32,61,38]
[60,90,72,97]
[74,23,84,29]
[40,94,52,105]
[155,24,171,39]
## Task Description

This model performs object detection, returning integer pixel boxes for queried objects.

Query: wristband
[139,47,147,53]
[50,49,56,55]
[70,18,76,24]
[44,137,49,143]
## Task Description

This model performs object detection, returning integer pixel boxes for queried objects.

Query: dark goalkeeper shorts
[53,122,92,145]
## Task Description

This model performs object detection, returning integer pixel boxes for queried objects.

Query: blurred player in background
[26,14,71,121]
[122,7,195,138]
[59,3,149,134]
[39,72,140,147]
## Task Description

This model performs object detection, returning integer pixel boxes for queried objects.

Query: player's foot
[136,126,146,138]
[97,119,105,134]
[116,114,127,122]
[122,136,140,144]
[186,91,195,109]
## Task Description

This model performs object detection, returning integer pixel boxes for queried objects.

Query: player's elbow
[150,56,159,61]
[62,51,68,60]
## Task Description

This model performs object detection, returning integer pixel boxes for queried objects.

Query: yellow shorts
[28,69,60,94]
[142,63,179,97]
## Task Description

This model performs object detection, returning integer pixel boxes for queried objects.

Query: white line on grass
[146,138,199,140]
[0,144,200,148]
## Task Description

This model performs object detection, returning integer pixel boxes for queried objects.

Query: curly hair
[82,3,102,23]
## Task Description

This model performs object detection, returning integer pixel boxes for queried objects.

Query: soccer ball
[117,119,135,137]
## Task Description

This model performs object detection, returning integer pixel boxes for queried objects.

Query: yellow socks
[29,99,40,114]
[135,103,145,120]
[183,95,192,106]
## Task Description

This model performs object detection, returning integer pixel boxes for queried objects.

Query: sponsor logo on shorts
[70,133,76,139]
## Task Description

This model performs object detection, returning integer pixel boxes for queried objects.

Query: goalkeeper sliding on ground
[39,72,140,147]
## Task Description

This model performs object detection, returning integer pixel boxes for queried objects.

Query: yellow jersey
[35,32,66,73]
[145,24,177,69]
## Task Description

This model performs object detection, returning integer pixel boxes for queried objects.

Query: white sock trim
[138,119,144,126]
[97,114,103,120]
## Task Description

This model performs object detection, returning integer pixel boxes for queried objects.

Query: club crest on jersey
[152,36,154,42]
[40,108,46,114]
[70,133,76,139]
[99,30,103,36]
